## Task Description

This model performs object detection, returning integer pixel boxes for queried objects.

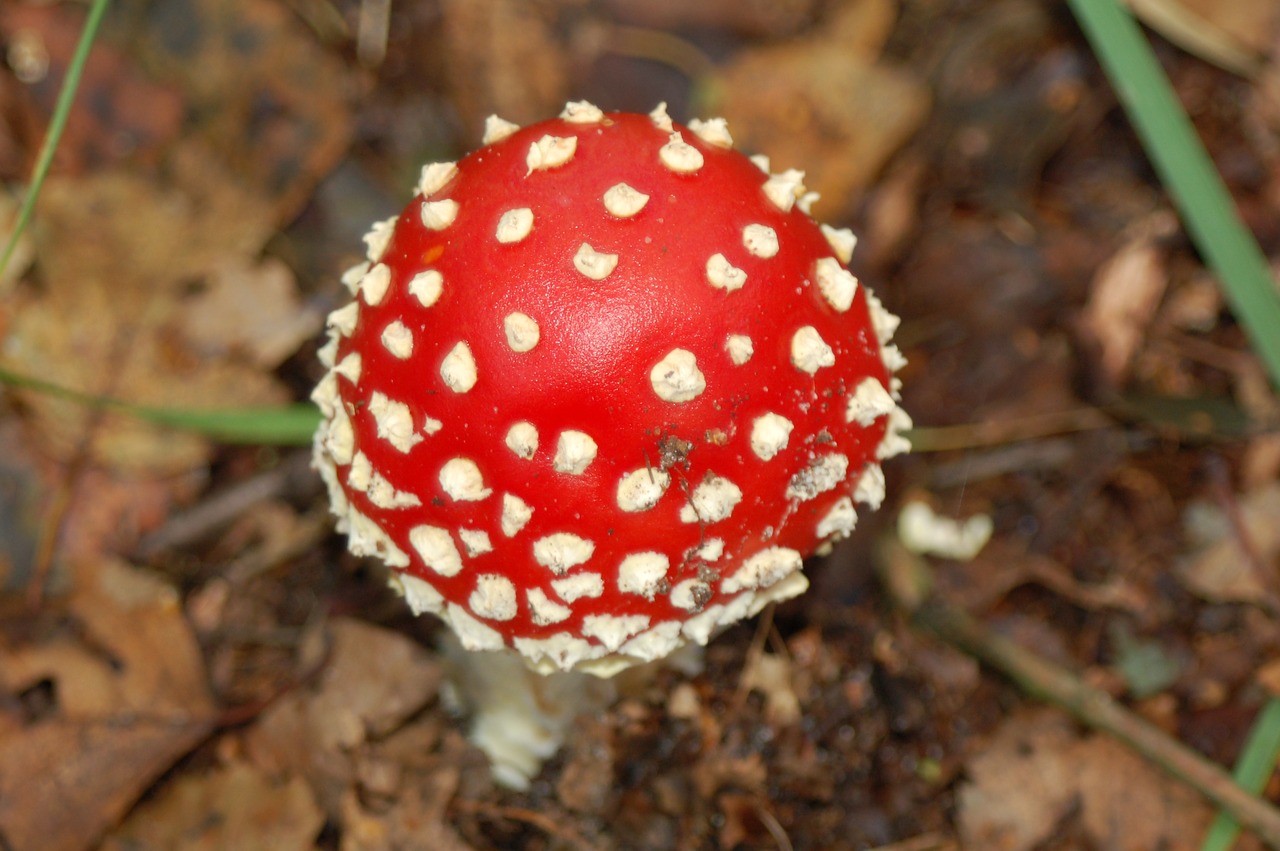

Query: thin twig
[908,407,1115,452]
[1068,0,1280,391]
[452,799,600,851]
[879,542,1280,849]
[868,834,956,851]
[730,602,776,716]
[135,451,315,558]
[751,798,794,851]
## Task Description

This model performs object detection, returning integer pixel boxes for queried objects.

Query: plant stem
[0,0,112,275]
[1068,0,1280,391]
[880,541,1280,849]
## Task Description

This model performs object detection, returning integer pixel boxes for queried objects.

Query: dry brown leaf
[713,28,929,219]
[1081,222,1173,386]
[0,718,214,851]
[1177,483,1280,606]
[305,621,442,748]
[1129,0,1274,76]
[0,559,216,851]
[1,170,297,472]
[34,160,274,297]
[439,0,568,131]
[340,765,473,851]
[128,0,352,220]
[741,652,803,726]
[102,760,324,851]
[177,259,322,369]
[958,708,1213,851]
[0,559,215,715]
[956,709,1083,850]
[244,618,442,814]
[1072,733,1211,851]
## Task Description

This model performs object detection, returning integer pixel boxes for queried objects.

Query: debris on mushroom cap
[312,102,909,677]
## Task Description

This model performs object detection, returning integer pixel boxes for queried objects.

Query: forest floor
[2,0,1280,849]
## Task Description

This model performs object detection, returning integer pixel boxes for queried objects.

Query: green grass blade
[1068,0,1280,391]
[0,0,324,449]
[0,366,320,445]
[0,0,111,274]
[1200,699,1280,851]
[137,402,321,445]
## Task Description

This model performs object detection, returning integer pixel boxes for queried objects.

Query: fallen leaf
[438,0,568,131]
[712,14,929,219]
[1177,483,1280,606]
[102,760,324,851]
[0,559,216,851]
[741,652,803,727]
[1081,220,1174,386]
[128,0,352,220]
[177,258,322,370]
[244,618,442,814]
[1129,0,1273,76]
[34,152,275,295]
[340,764,473,851]
[958,708,1212,851]
[956,710,1079,851]
[1071,732,1211,850]
[1,170,292,472]
[0,718,214,851]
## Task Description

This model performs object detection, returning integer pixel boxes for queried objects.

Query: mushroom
[312,102,909,788]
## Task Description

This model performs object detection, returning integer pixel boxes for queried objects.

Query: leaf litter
[1,0,1280,849]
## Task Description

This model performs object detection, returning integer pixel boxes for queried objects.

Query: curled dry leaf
[1081,233,1170,387]
[711,6,929,218]
[243,617,442,813]
[177,259,322,370]
[1177,483,1280,606]
[958,709,1210,851]
[0,560,216,851]
[101,761,324,851]
[741,652,803,727]
[1129,0,1275,76]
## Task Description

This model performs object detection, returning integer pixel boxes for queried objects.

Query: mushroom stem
[439,634,614,790]
[439,634,703,789]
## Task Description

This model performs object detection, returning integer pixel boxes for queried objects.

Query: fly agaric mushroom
[312,101,909,786]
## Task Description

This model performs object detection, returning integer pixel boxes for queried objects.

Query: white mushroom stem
[437,631,703,790]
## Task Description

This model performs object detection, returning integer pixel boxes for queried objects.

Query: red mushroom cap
[312,102,909,675]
